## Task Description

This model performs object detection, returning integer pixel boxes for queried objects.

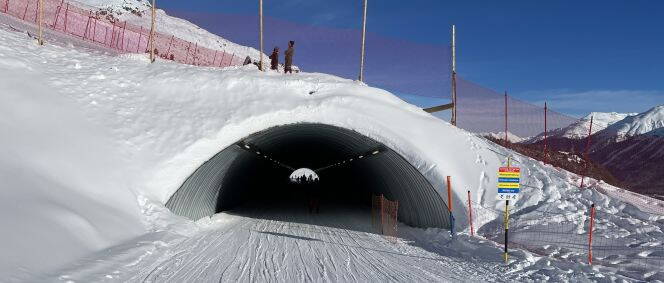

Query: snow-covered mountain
[595,105,664,142]
[525,112,635,143]
[72,0,265,61]
[480,131,525,143]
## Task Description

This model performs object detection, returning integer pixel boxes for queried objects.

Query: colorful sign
[497,167,520,200]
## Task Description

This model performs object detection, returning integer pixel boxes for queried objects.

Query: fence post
[83,12,91,40]
[467,190,474,236]
[165,35,174,56]
[504,91,508,145]
[136,26,142,52]
[37,0,43,45]
[212,50,217,66]
[120,21,126,51]
[104,26,109,46]
[504,200,510,263]
[380,194,384,235]
[580,115,594,188]
[588,204,596,264]
[63,3,68,32]
[447,176,454,237]
[3,0,8,14]
[52,0,64,28]
[219,52,226,67]
[91,18,97,43]
[543,102,548,163]
[184,42,191,64]
[21,0,27,20]
[230,53,235,66]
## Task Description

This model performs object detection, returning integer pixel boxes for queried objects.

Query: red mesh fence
[372,194,399,240]
[0,0,242,67]
[456,77,580,139]
[467,193,664,279]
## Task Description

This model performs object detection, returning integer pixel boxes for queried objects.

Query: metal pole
[149,0,156,62]
[504,91,508,145]
[359,0,368,81]
[37,0,43,45]
[588,203,596,264]
[580,115,594,188]
[447,176,454,237]
[451,25,457,126]
[543,102,548,162]
[259,0,264,71]
[504,200,510,263]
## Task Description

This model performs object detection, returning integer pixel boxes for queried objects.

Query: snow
[481,131,525,143]
[289,168,320,182]
[1,12,664,281]
[71,0,265,61]
[525,112,635,143]
[596,105,664,141]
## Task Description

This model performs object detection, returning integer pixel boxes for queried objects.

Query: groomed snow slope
[2,20,664,281]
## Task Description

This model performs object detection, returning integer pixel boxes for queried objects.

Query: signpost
[496,166,520,201]
[497,158,520,263]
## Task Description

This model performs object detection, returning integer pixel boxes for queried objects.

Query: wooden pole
[37,0,43,45]
[359,0,368,81]
[149,0,156,62]
[258,0,264,70]
[467,190,474,236]
[451,25,457,126]
[447,176,455,236]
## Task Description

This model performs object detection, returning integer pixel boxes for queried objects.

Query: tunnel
[165,123,450,229]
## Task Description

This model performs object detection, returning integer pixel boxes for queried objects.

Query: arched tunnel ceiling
[166,123,450,229]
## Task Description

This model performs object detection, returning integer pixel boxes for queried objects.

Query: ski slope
[1,8,664,282]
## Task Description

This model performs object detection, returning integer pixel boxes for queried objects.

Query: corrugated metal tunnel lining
[166,123,450,229]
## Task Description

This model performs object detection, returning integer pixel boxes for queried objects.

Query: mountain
[519,106,664,197]
[595,105,664,142]
[480,131,525,143]
[525,112,635,143]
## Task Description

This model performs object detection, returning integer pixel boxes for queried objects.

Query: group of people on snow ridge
[244,40,295,73]
[269,40,295,73]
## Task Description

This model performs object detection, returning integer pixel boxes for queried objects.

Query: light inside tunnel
[165,123,450,229]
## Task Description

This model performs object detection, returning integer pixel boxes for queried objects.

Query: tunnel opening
[166,123,450,230]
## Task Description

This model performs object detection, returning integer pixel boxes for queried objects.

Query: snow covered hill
[72,0,265,61]
[481,131,525,143]
[1,10,664,282]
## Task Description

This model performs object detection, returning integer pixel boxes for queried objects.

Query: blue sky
[159,0,663,116]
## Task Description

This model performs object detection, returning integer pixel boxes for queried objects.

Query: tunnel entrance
[166,123,450,229]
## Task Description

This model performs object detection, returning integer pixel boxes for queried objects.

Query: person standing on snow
[269,47,279,71]
[284,41,295,74]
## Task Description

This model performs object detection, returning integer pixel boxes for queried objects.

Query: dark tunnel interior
[166,123,450,229]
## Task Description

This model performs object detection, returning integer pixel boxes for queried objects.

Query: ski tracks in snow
[48,206,509,282]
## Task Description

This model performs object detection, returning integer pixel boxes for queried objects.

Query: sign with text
[497,167,520,200]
